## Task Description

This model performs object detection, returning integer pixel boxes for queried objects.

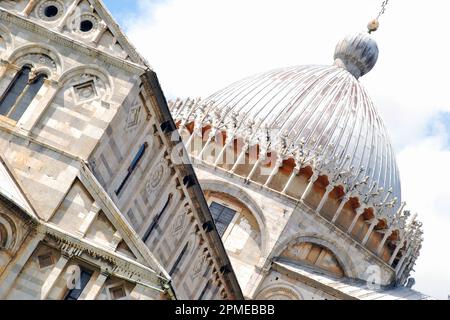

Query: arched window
[0,66,47,121]
[209,201,237,237]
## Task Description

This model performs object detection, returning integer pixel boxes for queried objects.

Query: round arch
[58,64,113,100]
[199,179,269,257]
[7,43,63,76]
[270,233,357,279]
[0,212,17,251]
[255,283,303,300]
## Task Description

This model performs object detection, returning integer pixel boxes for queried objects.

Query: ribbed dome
[192,64,401,207]
[171,32,423,274]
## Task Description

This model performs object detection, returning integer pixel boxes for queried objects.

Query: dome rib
[197,65,402,211]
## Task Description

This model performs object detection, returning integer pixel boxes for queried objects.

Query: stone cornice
[42,222,167,293]
[0,119,81,163]
[140,71,244,300]
[271,262,358,300]
[0,9,147,75]
[79,161,172,281]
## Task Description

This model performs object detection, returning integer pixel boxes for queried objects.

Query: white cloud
[397,122,450,299]
[124,0,450,299]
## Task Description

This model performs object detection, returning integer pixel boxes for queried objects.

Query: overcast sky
[104,0,450,299]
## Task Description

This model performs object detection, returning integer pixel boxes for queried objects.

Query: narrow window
[64,268,93,300]
[169,242,189,276]
[198,280,211,300]
[209,202,237,237]
[142,194,173,243]
[0,66,47,121]
[0,66,31,116]
[115,142,148,196]
[10,73,46,121]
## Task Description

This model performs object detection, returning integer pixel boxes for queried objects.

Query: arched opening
[320,185,345,220]
[264,157,296,192]
[391,241,407,269]
[205,191,263,291]
[206,192,262,255]
[0,65,47,121]
[278,242,345,278]
[335,197,360,230]
[284,166,313,198]
[351,208,375,243]
[256,286,302,300]
[303,175,329,208]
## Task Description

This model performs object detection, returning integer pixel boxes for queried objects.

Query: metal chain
[368,0,390,33]
[376,0,389,19]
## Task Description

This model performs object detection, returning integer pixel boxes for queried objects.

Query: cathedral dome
[173,33,401,213]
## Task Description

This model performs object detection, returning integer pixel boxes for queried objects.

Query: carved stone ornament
[16,53,57,73]
[145,159,168,205]
[125,100,142,132]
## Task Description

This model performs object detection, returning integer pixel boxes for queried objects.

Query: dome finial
[333,33,379,79]
[333,0,389,78]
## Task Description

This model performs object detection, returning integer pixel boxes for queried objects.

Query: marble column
[18,79,60,132]
[80,270,110,300]
[198,135,213,161]
[316,184,335,214]
[264,158,283,187]
[40,254,70,299]
[395,249,411,274]
[57,0,82,31]
[331,194,350,223]
[92,21,108,44]
[282,167,299,194]
[301,173,319,202]
[388,240,405,266]
[0,234,44,299]
[362,219,378,245]
[376,228,393,256]
[247,158,262,181]
[22,0,39,16]
[77,202,102,237]
[230,143,249,173]
[0,63,21,96]
[347,207,365,234]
